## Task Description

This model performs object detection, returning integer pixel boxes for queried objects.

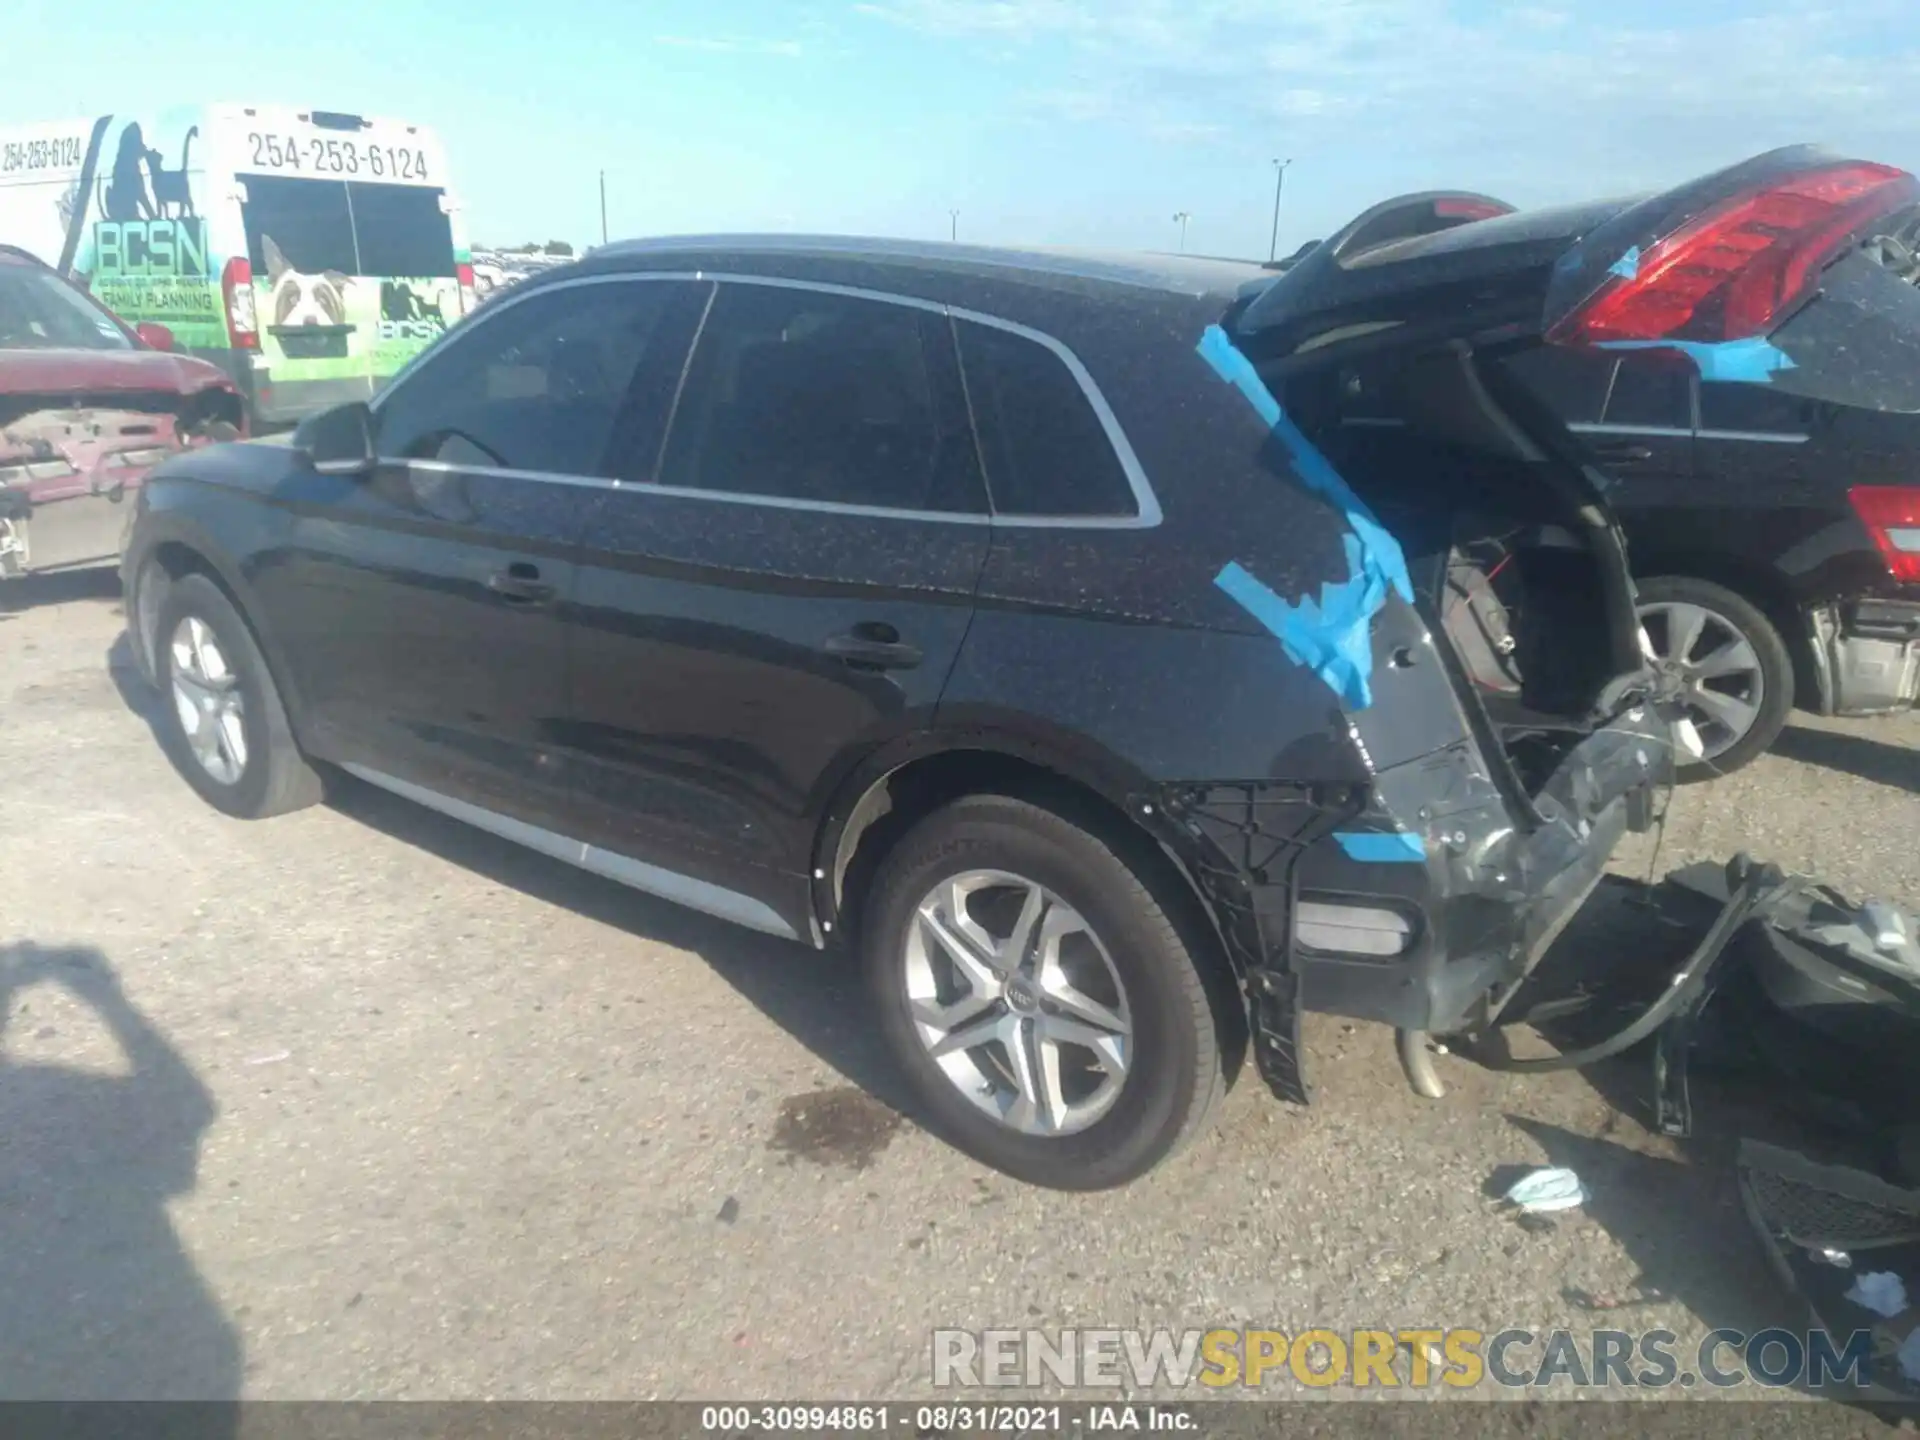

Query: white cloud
[851,0,1920,190]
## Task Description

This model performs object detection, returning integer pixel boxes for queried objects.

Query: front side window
[374,281,673,476]
[0,265,134,352]
[1500,346,1610,425]
[955,319,1138,518]
[656,283,983,512]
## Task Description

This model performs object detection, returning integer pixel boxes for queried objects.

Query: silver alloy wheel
[903,869,1133,1137]
[1636,599,1767,762]
[169,615,248,785]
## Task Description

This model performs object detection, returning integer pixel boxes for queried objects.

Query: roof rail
[0,243,51,269]
[1323,191,1515,265]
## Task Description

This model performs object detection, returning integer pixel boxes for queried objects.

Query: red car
[0,245,243,580]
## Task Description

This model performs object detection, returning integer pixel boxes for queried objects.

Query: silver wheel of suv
[168,614,249,785]
[1636,598,1767,763]
[904,869,1133,1137]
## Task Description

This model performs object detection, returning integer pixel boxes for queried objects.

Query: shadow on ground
[1772,724,1919,795]
[0,567,122,617]
[324,776,923,1122]
[0,942,240,1408]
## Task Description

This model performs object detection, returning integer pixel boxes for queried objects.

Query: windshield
[241,176,457,279]
[0,264,134,351]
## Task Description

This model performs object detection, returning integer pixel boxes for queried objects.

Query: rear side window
[658,283,984,513]
[375,281,674,475]
[954,319,1138,518]
[1602,355,1692,429]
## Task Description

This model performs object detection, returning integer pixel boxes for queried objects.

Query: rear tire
[1635,574,1793,783]
[153,573,322,819]
[862,794,1226,1190]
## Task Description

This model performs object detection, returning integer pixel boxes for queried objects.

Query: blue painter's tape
[1596,334,1796,384]
[1607,246,1641,280]
[1199,325,1414,712]
[1334,831,1427,863]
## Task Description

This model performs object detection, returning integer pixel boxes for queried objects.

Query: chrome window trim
[341,763,802,942]
[1694,428,1811,445]
[370,268,1163,531]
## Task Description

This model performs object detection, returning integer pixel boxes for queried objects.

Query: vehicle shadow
[1770,724,1919,795]
[107,629,168,750]
[0,567,122,616]
[1489,880,1822,1340]
[324,776,923,1119]
[0,942,240,1408]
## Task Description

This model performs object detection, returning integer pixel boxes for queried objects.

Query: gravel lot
[2,570,1916,1403]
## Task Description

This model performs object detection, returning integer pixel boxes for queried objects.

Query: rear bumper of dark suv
[1146,701,1673,1050]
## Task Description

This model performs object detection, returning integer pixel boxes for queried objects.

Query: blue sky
[7,0,1915,257]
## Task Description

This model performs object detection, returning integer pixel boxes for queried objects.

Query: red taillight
[221,257,259,352]
[1850,485,1920,583]
[1550,162,1920,346]
[1434,198,1509,220]
[456,261,476,315]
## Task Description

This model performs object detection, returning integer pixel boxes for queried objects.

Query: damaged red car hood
[0,349,231,399]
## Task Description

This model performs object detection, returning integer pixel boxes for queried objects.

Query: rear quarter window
[954,319,1139,519]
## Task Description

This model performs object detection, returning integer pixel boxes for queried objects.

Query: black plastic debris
[1739,1141,1920,1399]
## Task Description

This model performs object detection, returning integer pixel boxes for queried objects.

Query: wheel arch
[811,732,1249,1073]
[130,522,310,741]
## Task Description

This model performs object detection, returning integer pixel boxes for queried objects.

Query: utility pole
[949,209,959,242]
[1172,211,1192,253]
[1268,158,1293,263]
[599,170,608,246]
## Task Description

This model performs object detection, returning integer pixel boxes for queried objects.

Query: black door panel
[562,280,989,888]
[260,464,594,825]
[253,278,687,828]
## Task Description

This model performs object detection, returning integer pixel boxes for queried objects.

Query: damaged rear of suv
[0,245,242,581]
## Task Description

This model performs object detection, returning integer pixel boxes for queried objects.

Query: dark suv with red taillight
[1282,148,1920,779]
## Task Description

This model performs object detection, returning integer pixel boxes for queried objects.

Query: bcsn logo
[377,319,443,343]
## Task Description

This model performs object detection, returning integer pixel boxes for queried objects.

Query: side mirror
[292,401,376,474]
[135,321,176,352]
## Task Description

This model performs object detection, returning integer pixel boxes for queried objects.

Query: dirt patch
[768,1086,902,1171]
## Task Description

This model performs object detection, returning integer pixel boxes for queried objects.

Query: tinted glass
[345,183,457,278]
[374,281,672,476]
[1603,355,1692,428]
[1698,381,1813,435]
[657,283,982,512]
[1500,346,1611,425]
[242,176,356,277]
[0,266,133,351]
[955,319,1137,517]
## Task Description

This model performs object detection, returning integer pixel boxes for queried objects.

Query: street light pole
[599,170,608,246]
[1172,211,1191,253]
[1268,157,1293,263]
[949,209,959,242]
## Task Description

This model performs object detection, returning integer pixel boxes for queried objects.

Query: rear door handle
[823,623,923,671]
[487,562,557,606]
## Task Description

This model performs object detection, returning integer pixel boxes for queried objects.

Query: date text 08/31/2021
[700,1407,1193,1433]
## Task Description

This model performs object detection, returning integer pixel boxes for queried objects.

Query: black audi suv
[121,145,1916,1187]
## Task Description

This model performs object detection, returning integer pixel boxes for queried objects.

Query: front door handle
[487,562,557,606]
[823,622,923,671]
[1588,441,1656,464]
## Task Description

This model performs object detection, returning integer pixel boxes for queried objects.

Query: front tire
[862,794,1226,1190]
[153,572,322,818]
[1635,574,1794,783]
